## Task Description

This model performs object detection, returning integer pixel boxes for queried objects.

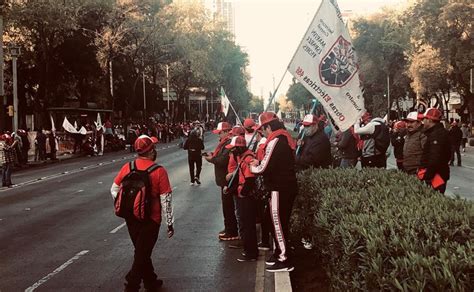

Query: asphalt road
[0,136,272,292]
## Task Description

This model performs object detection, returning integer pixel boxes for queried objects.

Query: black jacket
[251,134,297,192]
[448,126,463,147]
[208,138,231,187]
[337,129,360,159]
[296,129,331,171]
[183,136,204,160]
[421,123,451,181]
[390,132,405,160]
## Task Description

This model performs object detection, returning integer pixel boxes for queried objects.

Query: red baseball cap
[423,108,442,121]
[212,122,232,134]
[394,121,407,129]
[257,112,278,129]
[243,118,256,129]
[225,136,247,149]
[302,114,319,126]
[134,135,158,154]
[231,126,245,136]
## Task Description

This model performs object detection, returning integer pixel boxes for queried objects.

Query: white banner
[220,87,230,116]
[288,0,365,131]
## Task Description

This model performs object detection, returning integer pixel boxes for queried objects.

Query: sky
[233,0,406,101]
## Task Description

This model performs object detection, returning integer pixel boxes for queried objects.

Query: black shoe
[266,260,294,272]
[195,177,201,185]
[258,242,271,251]
[237,254,257,262]
[265,254,278,266]
[228,240,244,249]
[145,279,163,292]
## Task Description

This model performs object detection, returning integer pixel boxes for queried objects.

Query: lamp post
[10,44,20,132]
[166,64,170,112]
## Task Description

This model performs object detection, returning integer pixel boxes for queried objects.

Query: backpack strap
[146,164,162,174]
[129,161,136,172]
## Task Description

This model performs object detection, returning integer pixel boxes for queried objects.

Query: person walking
[448,122,463,166]
[402,112,427,175]
[0,134,16,187]
[250,112,298,272]
[295,114,331,171]
[460,123,470,152]
[183,130,205,185]
[110,135,174,292]
[419,108,451,194]
[204,122,239,241]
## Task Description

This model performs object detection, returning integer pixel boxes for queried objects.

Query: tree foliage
[3,0,251,126]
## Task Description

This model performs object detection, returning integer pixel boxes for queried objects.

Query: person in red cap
[110,135,174,292]
[391,121,407,170]
[295,114,331,171]
[419,108,451,193]
[402,112,427,175]
[204,122,239,241]
[354,111,390,168]
[243,118,258,151]
[224,136,259,262]
[448,121,462,166]
[250,112,297,272]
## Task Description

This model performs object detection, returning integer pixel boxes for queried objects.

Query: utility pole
[166,64,170,112]
[387,74,390,122]
[10,45,20,132]
[142,56,146,119]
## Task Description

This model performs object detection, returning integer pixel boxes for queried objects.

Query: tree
[286,80,312,111]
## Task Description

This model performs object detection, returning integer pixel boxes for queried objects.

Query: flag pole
[228,100,242,125]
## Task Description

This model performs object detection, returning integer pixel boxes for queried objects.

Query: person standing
[336,126,360,168]
[355,112,390,168]
[243,118,258,151]
[0,134,16,187]
[204,122,239,241]
[419,108,451,193]
[224,136,259,262]
[110,135,174,292]
[183,130,205,185]
[250,112,298,272]
[391,121,407,170]
[402,112,427,175]
[295,114,331,171]
[460,123,470,152]
[448,122,463,166]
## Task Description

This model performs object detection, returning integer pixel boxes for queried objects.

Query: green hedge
[291,168,473,291]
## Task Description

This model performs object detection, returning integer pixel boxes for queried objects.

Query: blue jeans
[2,163,12,186]
[340,158,357,168]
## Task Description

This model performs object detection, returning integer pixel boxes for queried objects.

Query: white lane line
[24,250,89,292]
[110,222,126,234]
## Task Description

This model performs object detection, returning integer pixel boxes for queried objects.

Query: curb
[275,272,292,292]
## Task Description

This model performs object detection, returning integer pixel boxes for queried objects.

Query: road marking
[275,271,292,292]
[255,251,266,292]
[24,250,89,292]
[110,222,126,234]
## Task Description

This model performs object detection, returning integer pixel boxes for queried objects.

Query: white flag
[95,113,104,131]
[62,117,78,134]
[288,0,365,131]
[50,115,56,133]
[220,87,230,117]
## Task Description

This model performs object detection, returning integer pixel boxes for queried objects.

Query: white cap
[403,111,422,121]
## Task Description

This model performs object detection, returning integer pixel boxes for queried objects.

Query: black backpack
[373,121,390,154]
[114,161,161,221]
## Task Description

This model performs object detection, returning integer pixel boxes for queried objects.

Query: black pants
[450,145,461,165]
[240,196,258,257]
[257,198,272,246]
[269,190,296,262]
[221,187,238,236]
[361,154,386,168]
[188,158,202,182]
[125,218,160,290]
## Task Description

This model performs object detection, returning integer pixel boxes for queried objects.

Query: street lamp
[9,44,20,132]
